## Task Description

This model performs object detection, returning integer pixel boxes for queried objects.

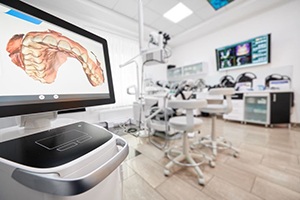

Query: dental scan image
[6,29,104,86]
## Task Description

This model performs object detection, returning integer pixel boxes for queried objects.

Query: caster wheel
[164,151,168,158]
[164,169,171,176]
[233,152,239,158]
[198,178,205,186]
[209,161,216,168]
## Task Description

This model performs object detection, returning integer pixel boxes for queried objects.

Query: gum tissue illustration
[6,29,104,86]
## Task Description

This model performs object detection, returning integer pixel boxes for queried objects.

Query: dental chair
[144,80,198,149]
[164,99,214,186]
[196,88,239,158]
[144,93,173,149]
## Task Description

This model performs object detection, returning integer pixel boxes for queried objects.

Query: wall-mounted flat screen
[207,0,234,10]
[216,34,271,71]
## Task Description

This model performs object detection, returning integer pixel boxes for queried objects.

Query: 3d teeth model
[6,29,104,86]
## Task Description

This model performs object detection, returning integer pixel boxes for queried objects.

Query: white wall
[93,31,140,108]
[168,1,300,123]
[144,63,168,82]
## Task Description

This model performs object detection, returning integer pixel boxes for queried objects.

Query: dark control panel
[0,122,112,168]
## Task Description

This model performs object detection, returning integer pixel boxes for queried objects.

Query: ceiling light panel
[147,0,179,15]
[163,2,193,23]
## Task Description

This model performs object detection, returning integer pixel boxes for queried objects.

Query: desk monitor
[0,0,115,125]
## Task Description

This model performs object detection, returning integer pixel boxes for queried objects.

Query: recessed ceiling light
[163,2,193,23]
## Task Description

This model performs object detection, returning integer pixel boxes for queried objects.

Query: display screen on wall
[207,0,234,10]
[216,34,271,71]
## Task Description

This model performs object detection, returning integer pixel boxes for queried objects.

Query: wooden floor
[118,118,300,200]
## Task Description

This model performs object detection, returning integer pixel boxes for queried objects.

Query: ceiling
[89,0,239,36]
[22,0,290,47]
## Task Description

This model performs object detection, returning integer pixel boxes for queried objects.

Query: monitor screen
[216,34,271,71]
[0,0,115,118]
[207,0,234,10]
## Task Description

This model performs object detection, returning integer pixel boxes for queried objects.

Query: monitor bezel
[0,0,115,118]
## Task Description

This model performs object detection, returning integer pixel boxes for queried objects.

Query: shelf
[244,119,267,125]
[253,109,267,114]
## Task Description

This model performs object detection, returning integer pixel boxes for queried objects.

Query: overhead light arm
[138,0,144,53]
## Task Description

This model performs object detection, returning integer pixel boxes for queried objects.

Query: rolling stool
[196,88,239,158]
[164,99,215,186]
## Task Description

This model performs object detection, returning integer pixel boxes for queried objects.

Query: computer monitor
[216,34,271,71]
[207,0,234,10]
[0,1,115,125]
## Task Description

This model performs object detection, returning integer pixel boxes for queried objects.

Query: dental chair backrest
[173,79,196,100]
[265,74,291,88]
[235,72,257,89]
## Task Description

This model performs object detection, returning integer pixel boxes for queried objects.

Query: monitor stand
[0,112,80,143]
[20,112,57,130]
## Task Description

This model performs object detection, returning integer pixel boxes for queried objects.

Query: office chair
[195,88,239,158]
[164,99,214,186]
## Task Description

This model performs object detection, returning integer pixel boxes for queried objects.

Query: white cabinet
[244,92,293,126]
[244,94,269,125]
[223,91,293,126]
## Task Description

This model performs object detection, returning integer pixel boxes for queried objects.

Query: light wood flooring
[118,118,300,200]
